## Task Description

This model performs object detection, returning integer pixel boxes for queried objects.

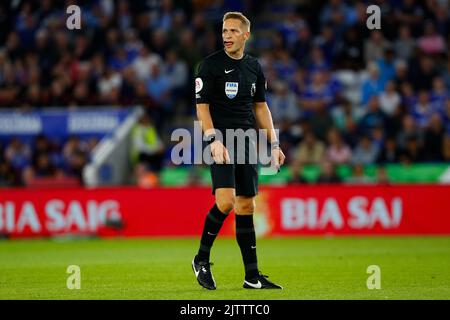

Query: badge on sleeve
[251,83,256,97]
[225,82,238,99]
[195,77,203,93]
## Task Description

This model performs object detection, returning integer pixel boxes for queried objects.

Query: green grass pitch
[0,237,449,299]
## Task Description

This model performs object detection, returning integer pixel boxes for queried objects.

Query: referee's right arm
[195,62,230,164]
[196,103,215,137]
[196,103,230,164]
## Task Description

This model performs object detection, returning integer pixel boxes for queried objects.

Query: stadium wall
[1,185,450,238]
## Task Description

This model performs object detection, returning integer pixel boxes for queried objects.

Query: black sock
[235,214,259,280]
[196,204,228,262]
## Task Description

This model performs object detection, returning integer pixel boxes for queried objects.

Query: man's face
[222,18,249,55]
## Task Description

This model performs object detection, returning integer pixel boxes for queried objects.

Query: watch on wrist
[206,134,216,145]
[271,141,280,150]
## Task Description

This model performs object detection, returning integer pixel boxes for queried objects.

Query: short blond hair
[223,12,250,32]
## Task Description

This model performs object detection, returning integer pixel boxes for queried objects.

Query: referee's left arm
[254,101,286,169]
[253,101,278,145]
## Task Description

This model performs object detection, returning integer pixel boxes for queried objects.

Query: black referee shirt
[195,49,267,130]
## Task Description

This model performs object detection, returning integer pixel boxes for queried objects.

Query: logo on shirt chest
[225,82,239,99]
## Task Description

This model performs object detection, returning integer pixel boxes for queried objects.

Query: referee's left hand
[272,147,286,172]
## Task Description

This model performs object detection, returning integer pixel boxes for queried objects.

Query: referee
[192,12,285,290]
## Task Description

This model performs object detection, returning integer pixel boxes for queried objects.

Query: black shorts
[210,162,258,197]
[209,129,259,197]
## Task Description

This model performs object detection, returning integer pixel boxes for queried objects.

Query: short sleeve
[195,61,214,104]
[253,62,267,103]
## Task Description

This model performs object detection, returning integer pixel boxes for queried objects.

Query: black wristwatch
[205,134,216,145]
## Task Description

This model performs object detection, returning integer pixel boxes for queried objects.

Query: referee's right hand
[210,140,231,164]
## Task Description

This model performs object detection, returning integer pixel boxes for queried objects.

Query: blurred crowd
[0,134,98,186]
[0,0,449,187]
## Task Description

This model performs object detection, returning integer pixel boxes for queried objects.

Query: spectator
[178,29,201,68]
[379,80,401,117]
[63,136,85,167]
[423,113,445,161]
[23,153,62,185]
[444,98,450,133]
[315,24,338,65]
[0,159,16,187]
[434,3,450,37]
[376,166,390,185]
[152,0,175,31]
[394,25,416,61]
[376,48,396,87]
[305,46,330,72]
[361,63,384,105]
[71,81,93,107]
[352,135,379,165]
[65,150,87,184]
[4,138,31,171]
[267,80,300,127]
[319,0,356,38]
[310,105,334,142]
[0,63,21,106]
[364,31,391,64]
[417,21,446,55]
[117,0,133,31]
[359,96,388,134]
[443,134,450,162]
[273,49,298,82]
[31,135,52,167]
[292,131,325,166]
[395,0,424,31]
[146,63,171,111]
[371,125,385,150]
[134,80,159,118]
[134,163,159,188]
[316,160,341,184]
[442,59,450,91]
[399,135,425,163]
[132,46,161,81]
[48,79,69,106]
[301,70,334,117]
[336,26,364,70]
[86,137,99,154]
[4,32,23,63]
[325,128,352,165]
[150,29,169,57]
[292,25,312,64]
[119,66,138,106]
[397,114,422,149]
[131,113,164,173]
[98,67,122,101]
[346,163,374,184]
[377,137,401,164]
[411,90,435,129]
[164,49,188,94]
[430,77,449,112]
[26,83,43,107]
[409,56,438,91]
[289,69,307,98]
[288,162,309,185]
[331,99,362,144]
[394,59,410,89]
